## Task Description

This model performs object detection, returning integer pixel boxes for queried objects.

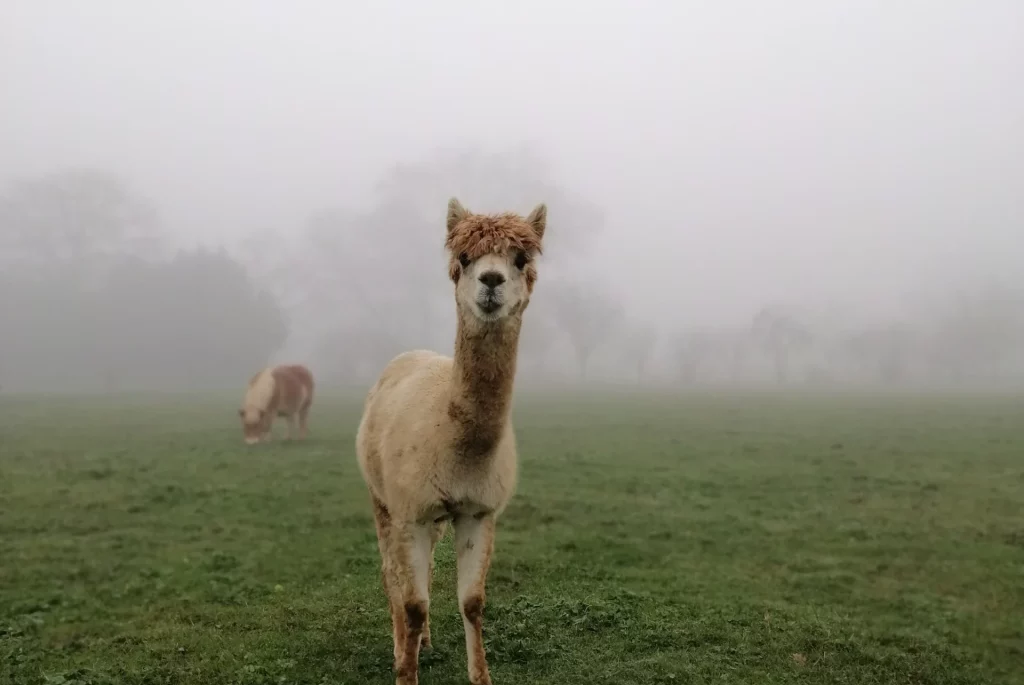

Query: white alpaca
[238,364,315,444]
[355,198,548,685]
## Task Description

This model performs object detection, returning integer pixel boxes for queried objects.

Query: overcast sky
[3,1,1022,325]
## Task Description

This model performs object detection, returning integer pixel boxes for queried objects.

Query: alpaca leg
[392,522,434,685]
[421,520,447,650]
[285,414,297,440]
[298,403,310,439]
[371,497,405,668]
[454,515,496,685]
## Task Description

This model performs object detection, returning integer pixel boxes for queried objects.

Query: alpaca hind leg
[391,522,434,685]
[421,519,447,650]
[298,403,310,439]
[454,515,496,685]
[371,497,405,668]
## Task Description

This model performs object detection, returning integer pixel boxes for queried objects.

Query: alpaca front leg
[371,497,405,668]
[386,567,406,669]
[297,405,310,439]
[393,523,434,685]
[454,515,496,685]
[421,520,447,650]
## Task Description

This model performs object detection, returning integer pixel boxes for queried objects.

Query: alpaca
[238,364,315,444]
[355,198,548,685]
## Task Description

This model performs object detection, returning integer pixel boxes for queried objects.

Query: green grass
[1,390,1023,684]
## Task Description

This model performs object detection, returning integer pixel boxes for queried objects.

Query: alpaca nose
[478,271,505,289]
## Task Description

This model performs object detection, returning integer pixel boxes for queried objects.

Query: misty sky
[3,1,1022,326]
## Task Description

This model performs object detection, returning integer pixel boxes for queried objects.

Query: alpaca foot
[469,667,492,685]
[395,665,419,685]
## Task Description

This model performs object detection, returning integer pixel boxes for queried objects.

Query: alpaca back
[281,364,314,396]
[356,350,454,497]
[272,364,315,415]
[242,368,277,422]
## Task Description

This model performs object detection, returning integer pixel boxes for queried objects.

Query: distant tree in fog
[256,145,609,380]
[517,296,563,380]
[0,169,287,392]
[312,307,419,385]
[96,248,288,389]
[372,145,605,263]
[549,281,624,379]
[750,307,813,384]
[0,247,287,392]
[674,330,717,384]
[0,169,163,270]
[617,323,658,383]
[842,324,918,384]
[928,285,1024,382]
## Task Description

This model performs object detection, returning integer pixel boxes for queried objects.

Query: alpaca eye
[514,252,528,270]
[458,253,470,268]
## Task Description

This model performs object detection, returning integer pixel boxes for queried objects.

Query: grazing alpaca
[355,198,548,685]
[238,364,315,444]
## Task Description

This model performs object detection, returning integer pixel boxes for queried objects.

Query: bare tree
[927,285,1024,383]
[674,330,717,385]
[517,296,562,381]
[842,324,919,384]
[750,307,813,384]
[0,169,164,272]
[0,248,287,392]
[549,281,623,380]
[618,323,659,383]
[246,145,609,383]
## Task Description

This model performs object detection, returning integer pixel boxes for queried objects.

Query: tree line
[3,153,1024,393]
[0,170,286,392]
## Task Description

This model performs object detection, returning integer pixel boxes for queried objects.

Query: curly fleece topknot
[445,210,545,289]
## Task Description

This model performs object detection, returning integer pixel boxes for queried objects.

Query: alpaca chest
[422,496,491,525]
[416,450,517,525]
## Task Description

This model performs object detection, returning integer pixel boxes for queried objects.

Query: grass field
[1,390,1022,684]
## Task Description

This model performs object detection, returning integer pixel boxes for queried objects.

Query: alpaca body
[357,349,518,525]
[239,363,315,444]
[355,198,547,685]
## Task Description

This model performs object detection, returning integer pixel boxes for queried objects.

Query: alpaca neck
[448,309,521,460]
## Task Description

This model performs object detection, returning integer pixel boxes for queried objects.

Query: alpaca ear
[525,203,547,242]
[447,197,469,235]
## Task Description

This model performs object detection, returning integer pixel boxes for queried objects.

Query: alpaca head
[238,407,264,444]
[445,198,547,324]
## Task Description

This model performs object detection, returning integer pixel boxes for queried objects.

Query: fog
[2,1,1023,392]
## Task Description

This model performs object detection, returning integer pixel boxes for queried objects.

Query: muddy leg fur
[390,523,434,685]
[371,497,406,668]
[454,515,496,685]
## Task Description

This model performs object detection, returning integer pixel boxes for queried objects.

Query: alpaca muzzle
[477,295,502,314]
